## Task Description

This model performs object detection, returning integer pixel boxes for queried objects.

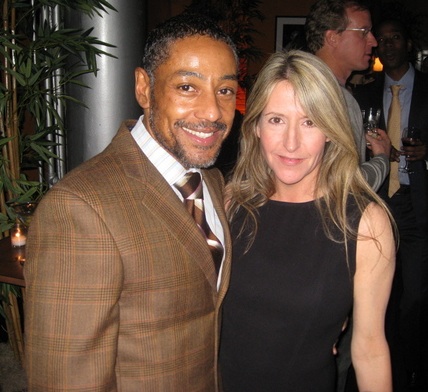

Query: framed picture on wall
[275,17,307,52]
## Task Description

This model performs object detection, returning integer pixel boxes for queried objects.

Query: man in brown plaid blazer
[24,13,238,391]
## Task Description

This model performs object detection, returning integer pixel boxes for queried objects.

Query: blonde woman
[219,50,395,392]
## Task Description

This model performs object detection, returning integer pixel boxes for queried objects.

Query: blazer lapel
[203,169,232,301]
[141,181,220,291]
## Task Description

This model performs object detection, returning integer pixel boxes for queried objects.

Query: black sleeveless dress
[219,199,362,392]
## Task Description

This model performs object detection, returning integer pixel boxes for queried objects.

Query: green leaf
[0,137,14,147]
[6,69,27,86]
[1,0,117,237]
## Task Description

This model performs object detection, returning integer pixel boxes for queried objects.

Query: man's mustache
[175,120,227,132]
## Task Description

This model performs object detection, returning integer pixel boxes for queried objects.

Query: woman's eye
[269,117,282,124]
[304,119,315,127]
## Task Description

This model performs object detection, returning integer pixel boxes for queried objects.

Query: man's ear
[325,30,339,47]
[135,67,151,109]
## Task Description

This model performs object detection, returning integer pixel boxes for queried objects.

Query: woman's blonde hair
[226,50,394,251]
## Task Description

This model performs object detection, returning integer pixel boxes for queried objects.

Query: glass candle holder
[9,201,38,226]
[11,221,27,247]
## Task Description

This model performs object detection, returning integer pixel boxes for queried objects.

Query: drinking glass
[8,201,38,226]
[400,126,422,173]
[361,107,381,134]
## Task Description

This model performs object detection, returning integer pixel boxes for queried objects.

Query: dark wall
[146,0,428,77]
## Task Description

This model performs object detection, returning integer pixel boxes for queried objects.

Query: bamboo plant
[1,0,115,235]
[0,0,115,353]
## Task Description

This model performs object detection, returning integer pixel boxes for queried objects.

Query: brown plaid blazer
[24,121,232,391]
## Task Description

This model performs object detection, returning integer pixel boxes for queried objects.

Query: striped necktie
[387,84,402,197]
[174,172,223,274]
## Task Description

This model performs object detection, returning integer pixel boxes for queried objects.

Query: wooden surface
[0,237,25,287]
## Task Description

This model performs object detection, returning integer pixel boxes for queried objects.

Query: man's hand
[401,139,426,161]
[366,128,392,158]
[389,146,401,162]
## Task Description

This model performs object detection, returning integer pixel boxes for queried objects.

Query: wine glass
[362,107,381,134]
[400,126,422,173]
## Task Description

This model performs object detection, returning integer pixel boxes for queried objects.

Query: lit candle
[11,223,27,247]
[14,247,26,265]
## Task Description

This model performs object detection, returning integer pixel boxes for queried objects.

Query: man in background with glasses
[306,0,391,193]
[305,1,392,391]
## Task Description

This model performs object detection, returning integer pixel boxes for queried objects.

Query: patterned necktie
[387,84,402,197]
[174,172,223,274]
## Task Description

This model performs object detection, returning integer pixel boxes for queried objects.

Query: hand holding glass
[362,108,381,134]
[400,126,422,173]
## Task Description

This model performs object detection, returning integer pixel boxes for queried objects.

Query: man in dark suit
[24,13,238,391]
[354,19,428,391]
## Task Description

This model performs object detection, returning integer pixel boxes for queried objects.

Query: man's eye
[179,85,195,92]
[377,35,402,43]
[219,88,236,96]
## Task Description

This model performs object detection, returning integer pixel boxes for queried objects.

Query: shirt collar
[130,116,201,186]
[384,63,415,92]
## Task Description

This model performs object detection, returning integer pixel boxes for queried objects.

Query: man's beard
[148,96,227,169]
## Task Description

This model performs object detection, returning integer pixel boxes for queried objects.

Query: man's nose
[195,92,222,122]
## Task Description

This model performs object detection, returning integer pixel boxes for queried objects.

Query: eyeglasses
[344,27,372,38]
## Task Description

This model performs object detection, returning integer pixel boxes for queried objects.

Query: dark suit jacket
[354,70,428,230]
[24,120,232,391]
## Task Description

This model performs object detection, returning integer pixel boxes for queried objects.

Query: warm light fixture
[373,57,383,72]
